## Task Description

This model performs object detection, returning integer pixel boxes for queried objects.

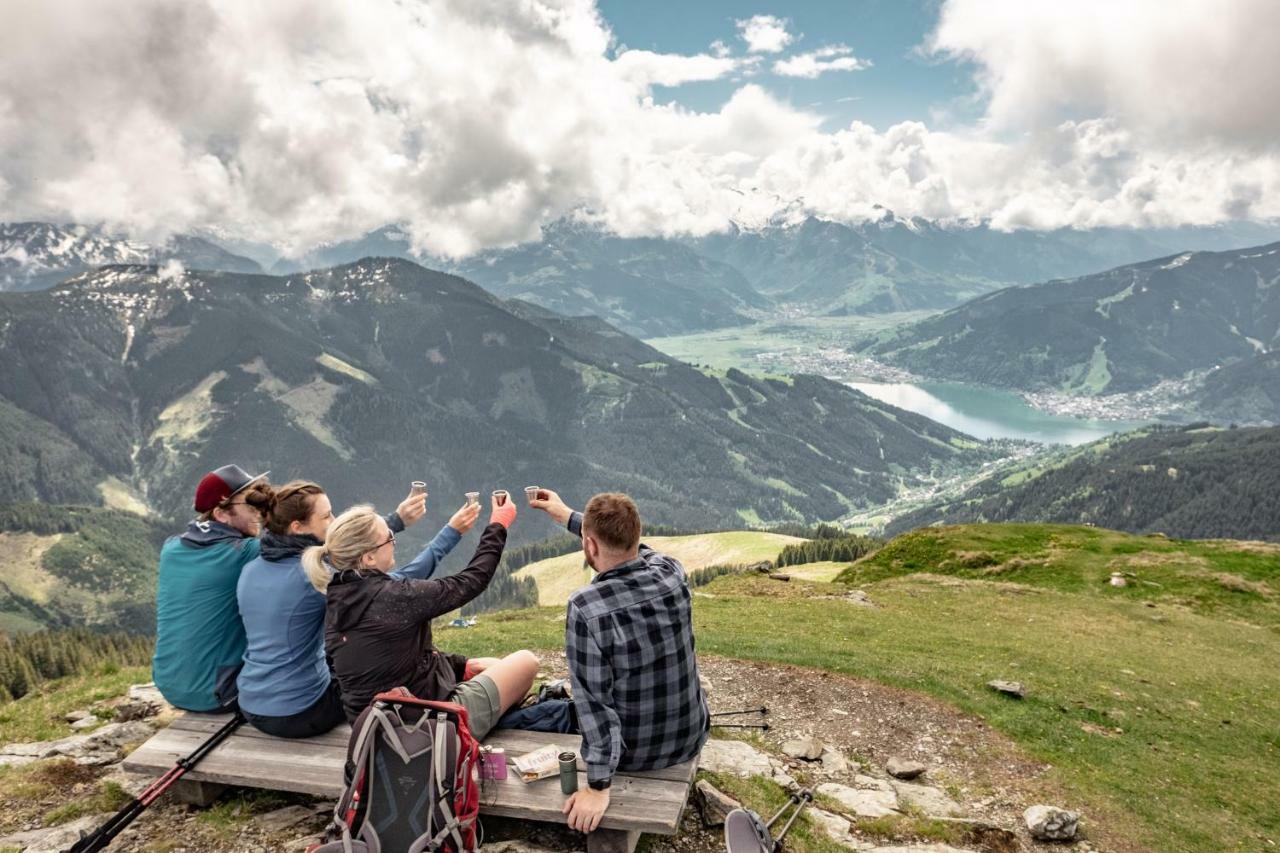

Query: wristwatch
[588,777,612,791]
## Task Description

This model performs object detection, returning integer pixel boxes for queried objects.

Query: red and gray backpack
[311,690,482,853]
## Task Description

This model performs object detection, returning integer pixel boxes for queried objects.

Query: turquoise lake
[845,381,1149,445]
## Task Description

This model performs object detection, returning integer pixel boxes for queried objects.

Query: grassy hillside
[513,530,803,605]
[441,523,1279,851]
[885,425,1280,541]
[0,504,166,632]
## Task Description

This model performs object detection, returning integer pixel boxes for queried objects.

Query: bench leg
[587,828,640,853]
[170,779,227,807]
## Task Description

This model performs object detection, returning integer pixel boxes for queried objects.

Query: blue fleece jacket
[235,522,462,718]
[152,520,260,712]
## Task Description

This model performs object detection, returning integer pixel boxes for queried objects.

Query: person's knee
[511,649,539,676]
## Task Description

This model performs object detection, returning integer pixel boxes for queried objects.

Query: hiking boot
[537,678,572,703]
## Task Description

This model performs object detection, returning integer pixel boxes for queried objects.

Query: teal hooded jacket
[151,520,260,712]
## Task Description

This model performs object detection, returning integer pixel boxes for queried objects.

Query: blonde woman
[306,496,537,737]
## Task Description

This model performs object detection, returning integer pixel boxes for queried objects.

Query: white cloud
[773,45,870,79]
[614,49,740,88]
[0,0,1277,260]
[929,0,1280,149]
[736,15,793,54]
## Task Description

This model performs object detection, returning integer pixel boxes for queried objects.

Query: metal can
[558,751,578,795]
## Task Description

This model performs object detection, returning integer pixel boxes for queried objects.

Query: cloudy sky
[1,0,1278,257]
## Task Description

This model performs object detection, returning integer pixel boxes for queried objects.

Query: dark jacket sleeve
[390,522,507,625]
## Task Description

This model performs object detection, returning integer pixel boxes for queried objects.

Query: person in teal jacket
[152,464,275,712]
[235,481,480,737]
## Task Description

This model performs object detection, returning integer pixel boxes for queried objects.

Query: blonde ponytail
[303,505,383,594]
[302,544,333,594]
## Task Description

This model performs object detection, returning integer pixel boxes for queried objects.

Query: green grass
[197,790,294,836]
[842,524,1280,627]
[2,523,1275,851]
[512,531,802,605]
[698,772,850,853]
[44,780,131,825]
[448,523,1280,852]
[0,665,151,744]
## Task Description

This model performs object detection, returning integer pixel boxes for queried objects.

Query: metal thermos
[558,751,578,794]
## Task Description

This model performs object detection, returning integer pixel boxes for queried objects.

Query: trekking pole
[712,722,770,731]
[766,789,813,849]
[711,707,768,718]
[70,713,245,853]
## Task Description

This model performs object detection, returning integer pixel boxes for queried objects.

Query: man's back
[566,544,709,780]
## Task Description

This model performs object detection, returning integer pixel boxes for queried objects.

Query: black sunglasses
[366,531,396,554]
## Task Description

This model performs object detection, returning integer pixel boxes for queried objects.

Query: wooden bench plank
[158,716,697,785]
[124,714,698,835]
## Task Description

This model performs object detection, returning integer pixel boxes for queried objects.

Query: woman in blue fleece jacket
[236,481,481,737]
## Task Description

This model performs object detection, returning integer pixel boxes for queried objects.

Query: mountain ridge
[0,257,988,530]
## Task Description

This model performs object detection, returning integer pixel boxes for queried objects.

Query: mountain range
[862,242,1280,420]
[0,223,262,292]
[884,424,1280,541]
[264,214,1280,336]
[0,257,985,533]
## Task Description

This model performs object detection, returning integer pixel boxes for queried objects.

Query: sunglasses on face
[366,531,396,554]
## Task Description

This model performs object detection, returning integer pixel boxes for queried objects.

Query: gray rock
[0,813,114,852]
[698,738,797,789]
[695,779,741,827]
[819,747,850,774]
[1024,804,1080,841]
[126,682,172,712]
[891,780,964,817]
[485,842,562,853]
[816,782,900,818]
[885,757,926,780]
[870,840,977,845]
[65,709,92,723]
[0,720,155,767]
[987,680,1026,699]
[255,805,318,833]
[113,699,158,722]
[699,739,775,777]
[807,807,855,845]
[70,716,101,731]
[782,737,824,761]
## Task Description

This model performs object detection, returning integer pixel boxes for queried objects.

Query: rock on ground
[0,720,155,767]
[699,738,796,788]
[0,813,114,852]
[891,779,964,817]
[781,736,824,761]
[816,781,899,819]
[694,779,742,827]
[986,680,1026,699]
[1024,804,1080,841]
[885,756,926,780]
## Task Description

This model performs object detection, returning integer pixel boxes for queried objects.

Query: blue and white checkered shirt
[564,512,710,784]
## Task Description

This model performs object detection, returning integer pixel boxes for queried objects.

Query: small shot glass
[410,481,427,497]
[465,491,480,507]
[492,489,509,506]
[524,486,540,505]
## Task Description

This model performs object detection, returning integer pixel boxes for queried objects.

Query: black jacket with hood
[324,521,507,722]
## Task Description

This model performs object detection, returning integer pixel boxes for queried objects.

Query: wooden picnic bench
[123,713,698,853]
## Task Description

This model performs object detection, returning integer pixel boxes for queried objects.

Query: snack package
[513,744,561,783]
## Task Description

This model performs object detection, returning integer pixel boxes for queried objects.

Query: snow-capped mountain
[0,223,262,292]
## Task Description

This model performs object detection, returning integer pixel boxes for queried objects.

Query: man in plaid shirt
[530,490,710,833]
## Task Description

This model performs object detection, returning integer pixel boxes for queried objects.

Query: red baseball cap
[193,464,270,513]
